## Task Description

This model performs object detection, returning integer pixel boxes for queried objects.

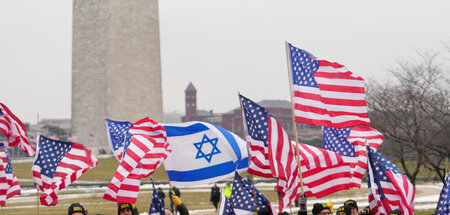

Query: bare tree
[366,51,450,185]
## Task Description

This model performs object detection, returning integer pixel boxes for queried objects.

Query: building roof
[185,82,196,92]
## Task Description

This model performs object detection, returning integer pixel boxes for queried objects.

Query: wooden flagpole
[237,92,259,213]
[36,113,40,215]
[285,41,304,194]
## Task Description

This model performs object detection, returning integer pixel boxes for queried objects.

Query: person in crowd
[344,199,358,215]
[158,187,166,208]
[169,186,181,215]
[171,190,189,215]
[224,182,232,199]
[68,203,86,215]
[359,205,371,215]
[210,183,221,211]
[118,203,134,215]
[297,194,307,215]
[387,209,402,215]
[336,205,352,215]
[312,203,332,215]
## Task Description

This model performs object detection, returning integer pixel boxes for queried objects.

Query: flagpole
[36,113,40,215]
[285,41,304,194]
[237,92,259,213]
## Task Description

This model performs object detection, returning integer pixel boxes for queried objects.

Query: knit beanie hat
[336,205,351,215]
[68,203,86,215]
[118,203,133,214]
[387,209,402,215]
[344,199,358,211]
[312,203,331,215]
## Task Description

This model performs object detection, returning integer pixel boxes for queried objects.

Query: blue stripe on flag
[212,124,242,160]
[167,157,249,182]
[164,123,209,137]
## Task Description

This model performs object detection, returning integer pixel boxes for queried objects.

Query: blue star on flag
[194,134,220,163]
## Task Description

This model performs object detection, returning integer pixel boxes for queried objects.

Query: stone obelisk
[71,1,163,154]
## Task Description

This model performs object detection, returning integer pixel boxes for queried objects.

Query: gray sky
[1,0,449,123]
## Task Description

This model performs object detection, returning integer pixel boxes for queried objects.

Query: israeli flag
[163,121,248,186]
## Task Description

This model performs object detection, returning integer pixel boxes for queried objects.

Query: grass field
[7,157,441,215]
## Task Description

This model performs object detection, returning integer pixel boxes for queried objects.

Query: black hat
[68,203,86,215]
[344,199,358,211]
[118,203,133,214]
[312,203,331,215]
[359,205,371,215]
[387,209,402,215]
[336,205,351,215]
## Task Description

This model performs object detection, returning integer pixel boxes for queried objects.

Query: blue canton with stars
[289,44,320,88]
[194,134,220,163]
[34,135,72,178]
[367,147,403,200]
[240,95,270,146]
[0,144,13,174]
[323,127,355,157]
[435,174,450,215]
[106,119,132,152]
[230,172,270,212]
[149,184,165,215]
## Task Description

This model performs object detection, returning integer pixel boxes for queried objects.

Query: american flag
[228,172,275,215]
[0,143,21,206]
[367,147,414,215]
[220,191,235,215]
[149,180,165,215]
[104,118,171,203]
[435,174,450,215]
[287,43,371,128]
[32,135,98,206]
[323,126,383,186]
[67,134,78,143]
[240,95,299,212]
[105,119,132,161]
[0,102,35,156]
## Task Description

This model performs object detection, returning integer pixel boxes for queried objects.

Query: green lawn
[8,157,440,215]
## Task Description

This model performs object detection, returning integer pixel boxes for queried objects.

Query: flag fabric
[323,126,384,186]
[240,95,300,212]
[89,134,98,142]
[219,191,235,215]
[0,144,21,206]
[148,181,165,215]
[287,43,371,128]
[367,147,414,215]
[435,174,450,215]
[32,135,98,206]
[106,119,132,161]
[163,121,248,186]
[0,102,35,156]
[67,134,78,142]
[228,172,275,215]
[104,118,171,203]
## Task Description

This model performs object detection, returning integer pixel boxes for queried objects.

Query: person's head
[68,203,86,215]
[336,205,351,215]
[165,209,173,215]
[359,205,371,215]
[118,203,133,215]
[213,183,217,188]
[158,187,163,191]
[312,203,331,215]
[226,182,230,186]
[387,209,402,215]
[344,199,358,215]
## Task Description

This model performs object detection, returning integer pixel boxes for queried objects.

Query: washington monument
[71,1,163,153]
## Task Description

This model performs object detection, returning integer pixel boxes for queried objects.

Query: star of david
[194,134,221,163]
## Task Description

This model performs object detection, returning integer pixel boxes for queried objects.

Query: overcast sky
[1,0,449,123]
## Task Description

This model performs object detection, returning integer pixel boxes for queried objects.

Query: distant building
[181,83,321,142]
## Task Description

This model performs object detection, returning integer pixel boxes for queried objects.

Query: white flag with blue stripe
[163,121,248,186]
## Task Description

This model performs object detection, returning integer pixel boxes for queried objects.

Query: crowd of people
[67,186,404,215]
